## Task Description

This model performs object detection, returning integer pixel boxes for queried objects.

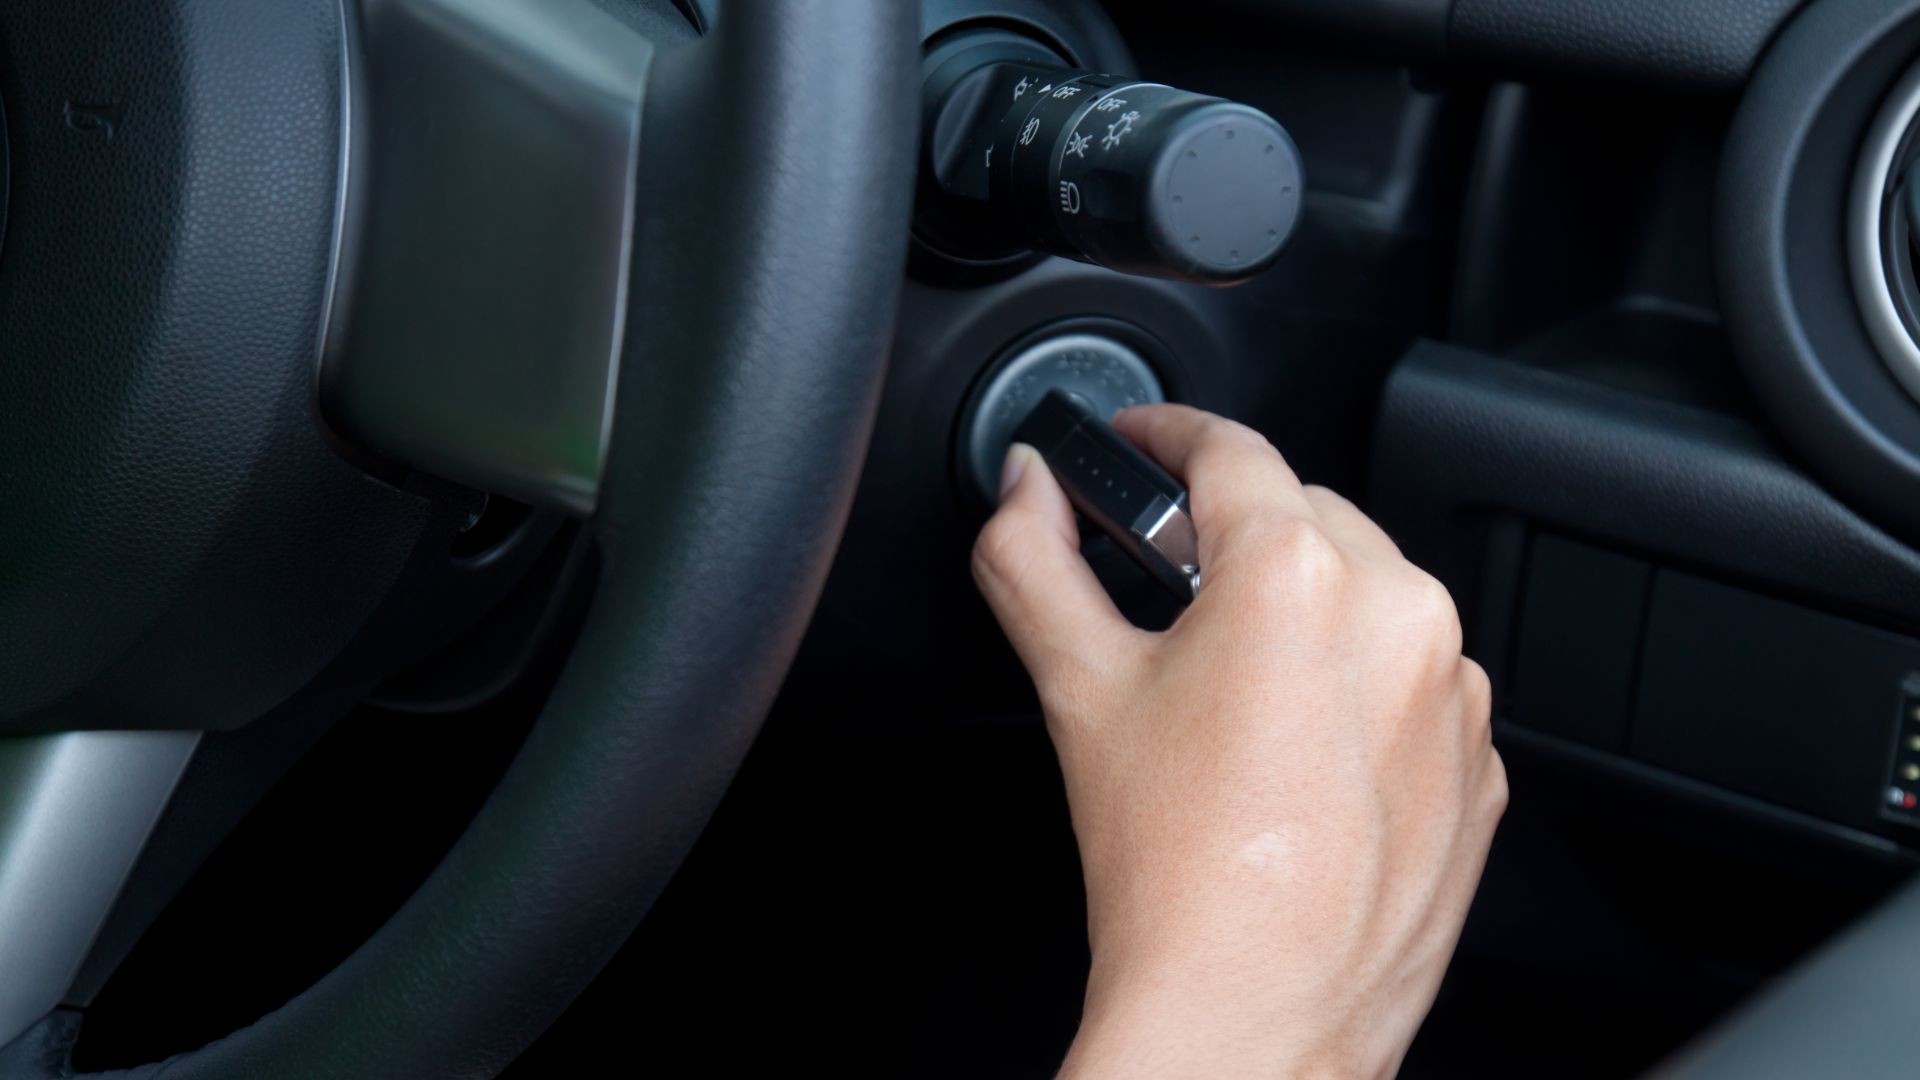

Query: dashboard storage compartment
[1632,572,1920,836]
[1510,534,1652,755]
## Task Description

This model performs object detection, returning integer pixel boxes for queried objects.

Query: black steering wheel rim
[0,2,918,1076]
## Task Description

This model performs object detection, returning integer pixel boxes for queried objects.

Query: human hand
[972,404,1506,1079]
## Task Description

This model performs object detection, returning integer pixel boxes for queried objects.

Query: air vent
[1719,0,1920,547]
[1849,58,1920,404]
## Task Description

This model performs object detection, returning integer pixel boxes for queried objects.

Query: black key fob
[1012,389,1201,604]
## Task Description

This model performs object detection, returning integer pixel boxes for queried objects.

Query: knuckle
[1203,416,1273,453]
[1404,570,1464,653]
[1193,418,1278,472]
[1407,570,1457,622]
[1300,483,1349,515]
[1484,750,1511,819]
[1246,517,1346,600]
[1273,515,1341,562]
[1460,658,1494,719]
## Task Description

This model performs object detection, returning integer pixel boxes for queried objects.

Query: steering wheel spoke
[319,0,667,516]
[0,1,918,1075]
[0,733,197,1049]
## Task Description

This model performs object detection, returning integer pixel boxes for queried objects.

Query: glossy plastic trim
[0,733,196,1049]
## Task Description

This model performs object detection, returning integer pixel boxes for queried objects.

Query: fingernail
[999,443,1032,500]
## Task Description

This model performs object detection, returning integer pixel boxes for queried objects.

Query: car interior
[6,0,1920,1076]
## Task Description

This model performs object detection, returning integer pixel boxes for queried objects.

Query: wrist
[1063,965,1340,1080]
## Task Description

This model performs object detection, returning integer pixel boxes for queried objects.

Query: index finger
[1111,404,1317,567]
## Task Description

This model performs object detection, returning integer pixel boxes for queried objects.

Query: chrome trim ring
[1850,57,1920,405]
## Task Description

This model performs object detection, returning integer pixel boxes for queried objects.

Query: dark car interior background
[10,0,1920,1076]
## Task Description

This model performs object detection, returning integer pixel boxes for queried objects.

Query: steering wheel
[0,1,916,1076]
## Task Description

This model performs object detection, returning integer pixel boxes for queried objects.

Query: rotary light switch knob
[925,59,1306,284]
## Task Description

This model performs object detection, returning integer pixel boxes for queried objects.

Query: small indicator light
[1904,764,1920,783]
[1890,786,1908,807]
[1908,735,1920,753]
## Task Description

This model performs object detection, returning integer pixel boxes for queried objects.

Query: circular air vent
[1849,58,1920,405]
[1719,0,1920,545]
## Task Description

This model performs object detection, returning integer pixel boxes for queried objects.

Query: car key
[1012,388,1201,604]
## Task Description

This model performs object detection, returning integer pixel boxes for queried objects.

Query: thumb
[972,443,1142,681]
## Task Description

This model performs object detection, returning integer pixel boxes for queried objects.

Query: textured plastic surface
[0,0,435,730]
[1205,0,1450,60]
[1370,343,1920,643]
[1449,0,1800,92]
[1372,343,1920,848]
[1633,571,1920,836]
[1167,0,1797,92]
[1510,535,1651,755]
